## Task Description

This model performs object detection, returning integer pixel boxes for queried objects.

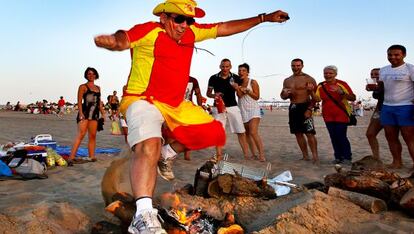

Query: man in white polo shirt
[379,44,414,169]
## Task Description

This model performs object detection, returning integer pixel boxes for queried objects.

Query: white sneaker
[128,209,166,234]
[157,158,175,181]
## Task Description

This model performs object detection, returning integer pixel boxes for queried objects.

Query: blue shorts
[380,105,414,126]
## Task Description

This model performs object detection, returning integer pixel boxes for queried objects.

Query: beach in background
[0,110,413,233]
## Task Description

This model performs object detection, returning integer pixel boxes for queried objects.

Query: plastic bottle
[215,96,226,113]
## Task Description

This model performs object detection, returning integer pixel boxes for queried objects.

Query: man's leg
[366,115,383,159]
[184,150,191,160]
[213,110,227,161]
[294,133,309,160]
[383,126,402,168]
[130,138,161,199]
[126,100,167,234]
[305,133,318,163]
[129,138,166,234]
[226,106,249,159]
[157,141,186,181]
[400,126,414,168]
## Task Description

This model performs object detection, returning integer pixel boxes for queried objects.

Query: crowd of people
[3,99,74,115]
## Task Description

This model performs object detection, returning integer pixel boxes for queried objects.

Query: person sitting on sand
[5,102,12,110]
[14,101,21,111]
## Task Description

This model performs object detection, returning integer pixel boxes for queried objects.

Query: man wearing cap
[95,0,289,233]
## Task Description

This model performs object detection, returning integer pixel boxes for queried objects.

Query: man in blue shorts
[379,44,414,169]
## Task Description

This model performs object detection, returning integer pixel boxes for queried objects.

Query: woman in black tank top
[68,67,105,165]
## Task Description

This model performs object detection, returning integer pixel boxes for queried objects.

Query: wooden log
[390,178,413,205]
[349,169,401,184]
[400,188,414,216]
[105,200,135,224]
[324,172,347,188]
[208,174,276,199]
[208,178,222,198]
[343,175,390,200]
[328,187,387,214]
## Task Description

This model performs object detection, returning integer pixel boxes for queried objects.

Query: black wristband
[258,13,266,23]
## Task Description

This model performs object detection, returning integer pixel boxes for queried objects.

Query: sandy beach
[0,110,413,233]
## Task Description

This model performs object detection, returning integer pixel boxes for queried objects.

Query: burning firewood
[157,193,246,234]
[104,192,136,225]
[217,224,244,234]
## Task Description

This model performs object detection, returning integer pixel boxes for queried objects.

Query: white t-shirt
[379,63,414,106]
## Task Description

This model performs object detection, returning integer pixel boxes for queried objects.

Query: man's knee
[132,138,162,158]
[366,131,376,139]
[295,133,305,139]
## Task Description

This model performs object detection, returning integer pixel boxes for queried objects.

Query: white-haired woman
[314,65,356,165]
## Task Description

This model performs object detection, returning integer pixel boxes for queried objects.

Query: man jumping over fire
[94,0,289,233]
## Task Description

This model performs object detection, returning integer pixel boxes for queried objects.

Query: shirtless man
[281,58,319,163]
[109,90,120,120]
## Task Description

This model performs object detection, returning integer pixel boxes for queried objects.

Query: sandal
[86,157,98,162]
[67,159,74,167]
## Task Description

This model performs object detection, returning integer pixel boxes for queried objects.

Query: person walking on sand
[68,67,105,165]
[378,44,414,169]
[57,96,66,116]
[235,63,266,161]
[109,90,120,120]
[280,58,319,163]
[206,59,250,161]
[365,68,384,159]
[94,0,289,232]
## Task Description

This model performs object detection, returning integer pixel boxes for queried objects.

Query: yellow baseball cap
[153,0,205,18]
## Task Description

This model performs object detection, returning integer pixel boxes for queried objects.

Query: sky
[1,0,414,105]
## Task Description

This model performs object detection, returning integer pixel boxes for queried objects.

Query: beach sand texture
[0,110,413,233]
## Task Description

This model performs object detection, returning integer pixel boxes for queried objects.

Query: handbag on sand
[7,149,47,176]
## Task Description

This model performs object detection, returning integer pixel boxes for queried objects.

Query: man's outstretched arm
[217,10,289,37]
[94,30,130,51]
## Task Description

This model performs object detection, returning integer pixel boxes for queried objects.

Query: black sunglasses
[167,13,195,25]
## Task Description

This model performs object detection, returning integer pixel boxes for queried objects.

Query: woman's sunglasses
[167,13,195,25]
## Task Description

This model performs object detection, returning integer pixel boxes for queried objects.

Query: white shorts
[212,106,245,134]
[125,100,164,148]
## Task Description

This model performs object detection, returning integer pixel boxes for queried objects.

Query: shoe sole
[157,166,174,181]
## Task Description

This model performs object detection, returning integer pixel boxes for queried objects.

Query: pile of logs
[324,156,414,215]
